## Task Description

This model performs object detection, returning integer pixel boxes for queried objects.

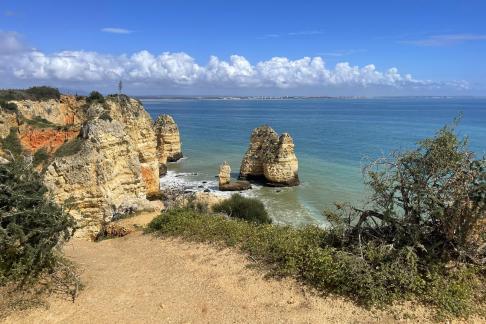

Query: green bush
[324,120,485,263]
[0,87,60,101]
[24,86,61,100]
[0,100,17,112]
[54,138,84,158]
[24,116,57,129]
[32,148,49,167]
[1,128,23,158]
[213,194,271,224]
[0,159,76,284]
[147,208,485,318]
[86,91,105,104]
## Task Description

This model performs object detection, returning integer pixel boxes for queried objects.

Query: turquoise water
[143,98,486,225]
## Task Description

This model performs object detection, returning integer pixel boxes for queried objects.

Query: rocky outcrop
[219,161,231,187]
[218,161,251,191]
[239,125,299,187]
[104,96,160,196]
[0,93,182,237]
[154,115,182,175]
[44,119,161,237]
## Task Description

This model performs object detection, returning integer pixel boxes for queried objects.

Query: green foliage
[86,91,105,104]
[0,100,17,112]
[54,138,84,158]
[24,86,61,100]
[147,208,485,318]
[325,121,485,263]
[1,128,23,158]
[0,159,76,285]
[0,87,61,101]
[98,110,112,122]
[32,148,49,167]
[24,116,58,129]
[213,194,271,224]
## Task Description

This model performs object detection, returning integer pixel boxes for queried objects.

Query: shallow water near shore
[143,98,486,226]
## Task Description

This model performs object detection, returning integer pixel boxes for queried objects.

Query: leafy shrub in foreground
[0,159,76,285]
[146,208,485,318]
[213,194,271,224]
[325,119,486,264]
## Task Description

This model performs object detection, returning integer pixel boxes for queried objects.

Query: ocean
[143,98,486,226]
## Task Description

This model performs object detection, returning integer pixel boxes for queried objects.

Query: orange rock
[141,165,159,195]
[19,127,80,153]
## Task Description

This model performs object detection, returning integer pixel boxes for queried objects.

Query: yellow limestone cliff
[0,94,182,237]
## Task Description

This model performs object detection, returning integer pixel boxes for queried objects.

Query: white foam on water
[159,170,260,198]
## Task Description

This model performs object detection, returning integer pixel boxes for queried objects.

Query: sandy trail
[3,214,436,323]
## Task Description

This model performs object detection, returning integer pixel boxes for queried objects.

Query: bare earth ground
[2,214,482,324]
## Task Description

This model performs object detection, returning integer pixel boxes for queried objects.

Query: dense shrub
[86,91,105,104]
[0,86,60,101]
[54,138,84,158]
[0,99,17,112]
[32,148,49,167]
[0,128,23,157]
[213,194,271,224]
[25,116,57,129]
[325,120,486,263]
[147,208,485,318]
[0,159,76,284]
[24,86,61,100]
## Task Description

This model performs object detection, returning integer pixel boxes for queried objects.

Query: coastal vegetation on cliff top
[148,122,485,319]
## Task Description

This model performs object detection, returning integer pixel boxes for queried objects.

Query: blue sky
[0,0,485,95]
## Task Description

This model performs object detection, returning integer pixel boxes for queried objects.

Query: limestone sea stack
[239,125,299,187]
[154,115,183,175]
[218,161,251,191]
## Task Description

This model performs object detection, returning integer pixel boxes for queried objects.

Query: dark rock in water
[219,180,252,192]
[159,163,168,176]
[198,185,204,188]
[276,189,282,193]
[202,181,207,184]
[204,189,211,192]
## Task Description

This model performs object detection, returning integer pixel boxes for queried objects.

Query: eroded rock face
[43,119,160,237]
[1,94,172,237]
[239,125,299,186]
[105,96,160,196]
[154,115,182,175]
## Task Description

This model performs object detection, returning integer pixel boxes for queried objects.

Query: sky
[0,0,485,96]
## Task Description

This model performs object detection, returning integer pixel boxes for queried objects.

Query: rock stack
[239,125,299,186]
[218,161,251,191]
[154,115,183,175]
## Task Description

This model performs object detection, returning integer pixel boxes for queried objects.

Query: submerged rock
[239,125,299,187]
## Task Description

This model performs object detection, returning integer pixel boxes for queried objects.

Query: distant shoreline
[138,95,486,100]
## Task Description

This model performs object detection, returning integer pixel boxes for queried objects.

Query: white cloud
[400,34,486,46]
[0,31,468,91]
[101,27,133,34]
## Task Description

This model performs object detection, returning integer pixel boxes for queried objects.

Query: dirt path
[2,214,438,323]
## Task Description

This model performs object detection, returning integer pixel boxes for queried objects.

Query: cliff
[0,92,182,237]
[239,125,299,186]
